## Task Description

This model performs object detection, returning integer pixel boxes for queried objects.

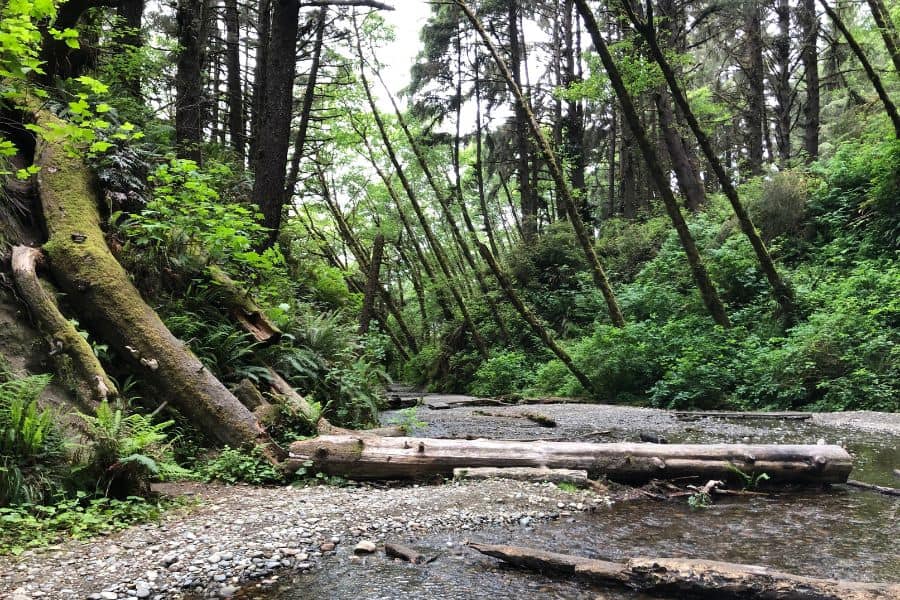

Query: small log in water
[845,479,900,497]
[468,543,900,600]
[453,467,590,486]
[287,434,852,484]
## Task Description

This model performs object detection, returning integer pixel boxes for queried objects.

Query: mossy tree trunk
[27,103,276,455]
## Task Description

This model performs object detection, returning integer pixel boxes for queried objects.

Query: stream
[234,396,900,599]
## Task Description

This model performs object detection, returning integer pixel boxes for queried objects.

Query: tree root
[11,245,116,409]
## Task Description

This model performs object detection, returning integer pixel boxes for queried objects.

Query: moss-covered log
[11,245,116,409]
[207,265,281,345]
[27,102,273,453]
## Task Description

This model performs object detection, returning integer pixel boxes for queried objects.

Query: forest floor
[2,399,898,600]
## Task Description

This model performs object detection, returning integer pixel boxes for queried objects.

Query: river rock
[353,541,377,554]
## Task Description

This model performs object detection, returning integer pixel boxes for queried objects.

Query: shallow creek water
[236,399,900,599]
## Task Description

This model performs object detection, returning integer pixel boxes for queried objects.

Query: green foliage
[741,171,811,242]
[726,464,770,489]
[198,446,282,485]
[75,401,189,497]
[596,216,669,281]
[810,139,900,249]
[469,351,534,397]
[0,493,168,556]
[687,490,712,510]
[0,374,67,506]
[266,310,386,428]
[122,158,281,284]
[387,406,427,435]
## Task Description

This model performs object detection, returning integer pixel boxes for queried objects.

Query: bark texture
[288,434,853,484]
[469,543,900,600]
[11,245,117,409]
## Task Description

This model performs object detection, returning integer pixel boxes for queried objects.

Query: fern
[0,374,67,506]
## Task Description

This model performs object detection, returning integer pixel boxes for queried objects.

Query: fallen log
[384,542,431,564]
[468,543,900,600]
[207,266,281,345]
[287,435,853,484]
[453,467,590,486]
[266,369,403,439]
[11,245,117,408]
[844,479,900,497]
[675,410,811,421]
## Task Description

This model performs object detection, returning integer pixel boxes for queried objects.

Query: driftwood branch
[468,543,900,600]
[845,479,900,497]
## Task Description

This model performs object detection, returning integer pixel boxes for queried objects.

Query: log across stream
[288,434,852,484]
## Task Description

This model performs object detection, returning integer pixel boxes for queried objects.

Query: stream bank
[1,397,897,599]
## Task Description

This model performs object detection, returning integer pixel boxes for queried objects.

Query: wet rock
[353,541,377,554]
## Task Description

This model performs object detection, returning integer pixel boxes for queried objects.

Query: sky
[377,1,433,103]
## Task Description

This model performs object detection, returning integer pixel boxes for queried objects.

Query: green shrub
[199,446,283,485]
[0,493,168,556]
[596,216,669,281]
[469,351,534,397]
[742,171,810,242]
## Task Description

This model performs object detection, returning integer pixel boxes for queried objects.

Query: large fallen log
[287,435,852,484]
[468,543,900,600]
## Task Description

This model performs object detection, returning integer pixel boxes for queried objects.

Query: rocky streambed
[2,397,898,599]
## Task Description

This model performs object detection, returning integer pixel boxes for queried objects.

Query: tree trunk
[11,245,117,410]
[507,0,537,240]
[561,0,587,222]
[288,434,852,484]
[358,233,385,335]
[474,57,500,258]
[457,0,626,328]
[574,0,731,329]
[620,0,799,325]
[867,0,900,75]
[249,0,271,168]
[819,0,900,137]
[773,0,792,164]
[799,0,820,161]
[656,92,705,211]
[223,0,245,162]
[285,9,326,203]
[175,0,208,164]
[28,104,274,454]
[469,543,900,600]
[251,0,300,247]
[744,1,765,175]
[116,0,144,97]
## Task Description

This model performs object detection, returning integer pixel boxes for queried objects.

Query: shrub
[199,446,283,485]
[75,401,189,497]
[743,171,810,242]
[596,216,669,281]
[469,351,534,397]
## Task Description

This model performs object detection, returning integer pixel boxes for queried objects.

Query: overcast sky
[377,1,433,102]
